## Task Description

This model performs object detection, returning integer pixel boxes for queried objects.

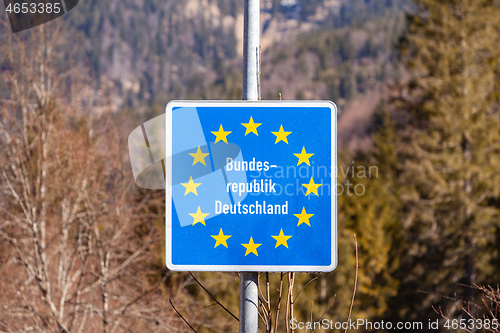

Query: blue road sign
[165,101,337,272]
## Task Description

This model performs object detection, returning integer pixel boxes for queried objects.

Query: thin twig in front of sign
[344,234,359,333]
[169,299,198,333]
[189,272,239,322]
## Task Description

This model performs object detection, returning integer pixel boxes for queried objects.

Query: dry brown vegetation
[0,22,197,333]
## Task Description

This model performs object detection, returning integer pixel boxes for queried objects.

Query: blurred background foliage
[1,0,500,332]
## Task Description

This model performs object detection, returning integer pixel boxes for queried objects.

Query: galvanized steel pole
[240,0,260,332]
[242,0,260,101]
[239,272,259,333]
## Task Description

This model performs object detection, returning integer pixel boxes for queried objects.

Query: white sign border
[165,100,337,272]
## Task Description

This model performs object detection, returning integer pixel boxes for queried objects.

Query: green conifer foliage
[335,109,401,322]
[384,0,500,323]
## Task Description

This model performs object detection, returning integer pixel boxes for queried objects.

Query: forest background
[0,0,499,332]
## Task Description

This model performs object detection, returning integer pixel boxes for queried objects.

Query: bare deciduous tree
[0,22,193,333]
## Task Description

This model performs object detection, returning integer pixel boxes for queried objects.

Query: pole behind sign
[240,0,260,332]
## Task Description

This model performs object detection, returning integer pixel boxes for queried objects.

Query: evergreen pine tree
[382,0,500,325]
[333,107,401,322]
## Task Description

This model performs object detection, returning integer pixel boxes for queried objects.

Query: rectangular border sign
[165,101,337,272]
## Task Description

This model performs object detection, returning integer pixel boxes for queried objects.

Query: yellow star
[189,206,209,226]
[211,229,232,248]
[241,237,262,256]
[302,177,322,196]
[181,176,201,196]
[271,125,292,144]
[241,116,262,136]
[294,147,314,166]
[189,146,210,166]
[294,207,314,226]
[271,229,292,248]
[211,125,232,144]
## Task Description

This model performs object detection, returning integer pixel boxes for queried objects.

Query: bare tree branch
[344,234,359,333]
[169,300,198,333]
[189,272,239,322]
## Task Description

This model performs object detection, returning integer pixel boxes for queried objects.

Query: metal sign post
[159,1,337,332]
[240,0,260,332]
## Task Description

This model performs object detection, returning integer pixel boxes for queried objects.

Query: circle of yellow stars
[183,116,324,257]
